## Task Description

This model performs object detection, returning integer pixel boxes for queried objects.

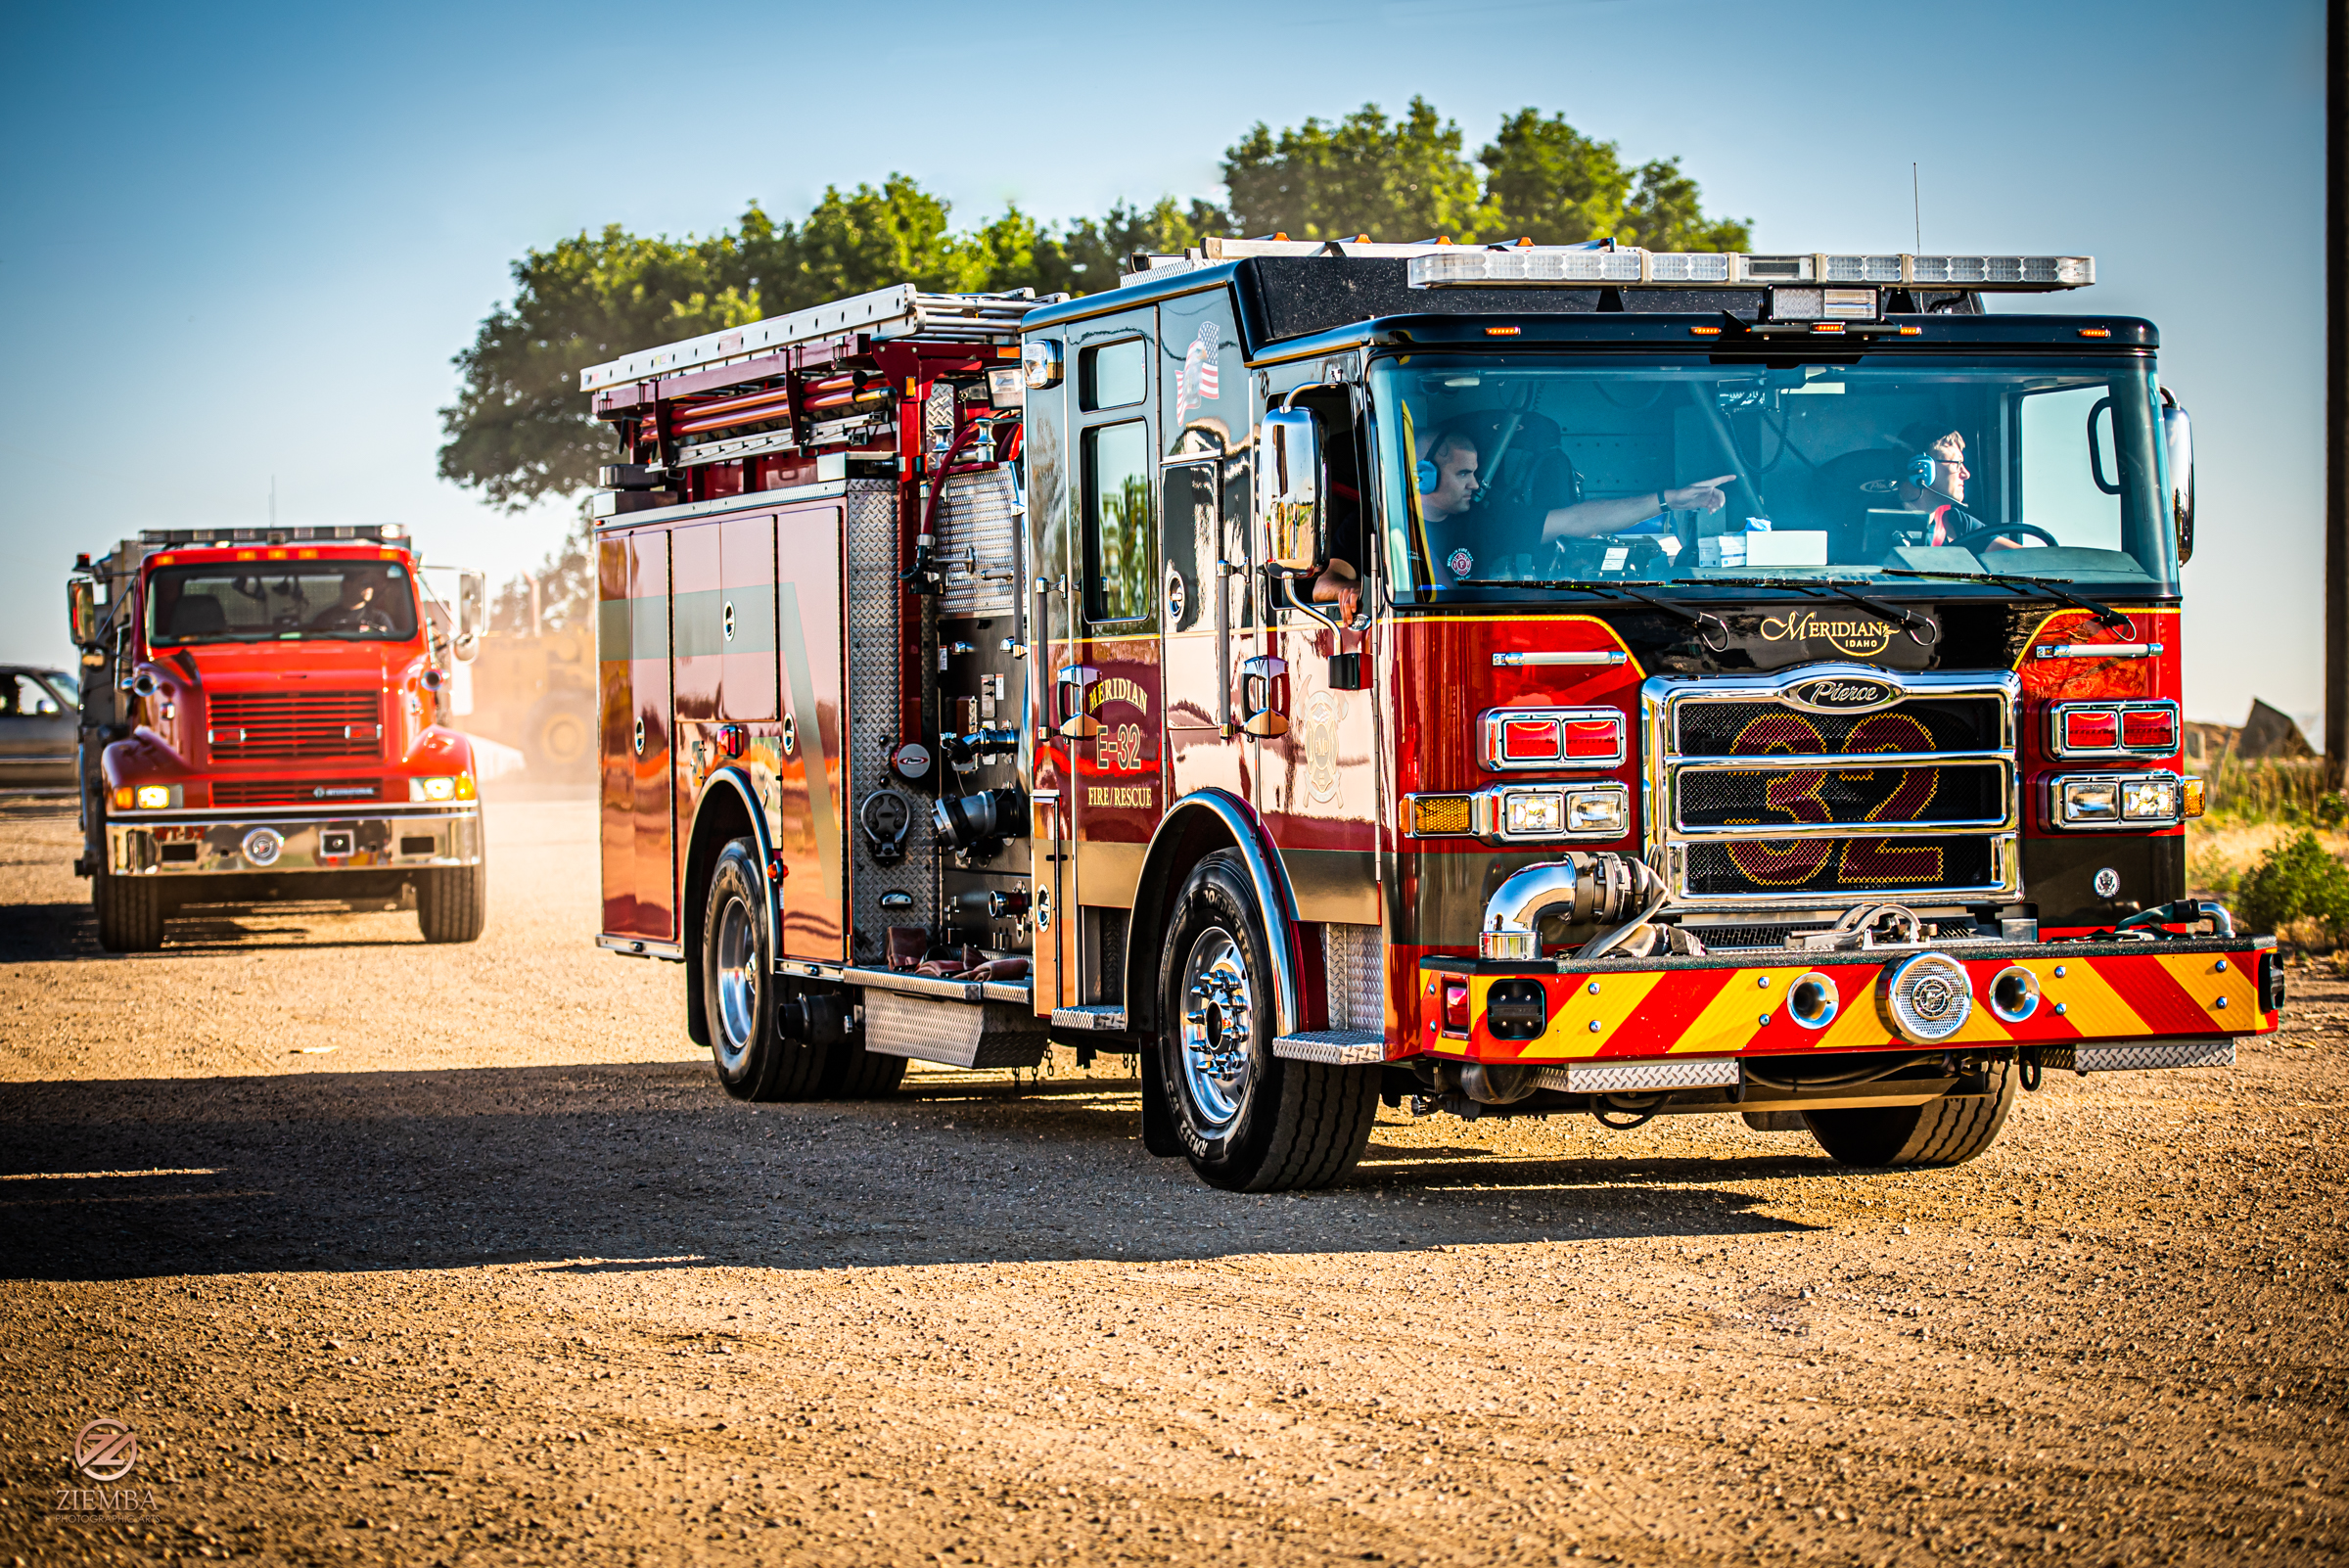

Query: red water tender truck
[582,246,2281,1191]
[68,525,489,951]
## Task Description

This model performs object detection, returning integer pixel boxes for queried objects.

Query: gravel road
[2,792,2343,1567]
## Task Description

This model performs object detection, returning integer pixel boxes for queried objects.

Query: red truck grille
[213,780,383,807]
[207,691,383,761]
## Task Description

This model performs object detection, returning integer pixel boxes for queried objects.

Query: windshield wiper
[1456,576,1730,648]
[1876,569,2129,628]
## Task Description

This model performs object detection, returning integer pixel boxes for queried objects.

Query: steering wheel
[1947,521,2060,551]
[354,607,394,632]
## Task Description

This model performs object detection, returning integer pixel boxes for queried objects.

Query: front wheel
[418,863,486,943]
[93,868,165,952]
[1804,1060,2018,1168]
[1155,849,1376,1191]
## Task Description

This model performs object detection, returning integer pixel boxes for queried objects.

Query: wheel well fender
[681,768,776,1047]
[1123,788,1302,1042]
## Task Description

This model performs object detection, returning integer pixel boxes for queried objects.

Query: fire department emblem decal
[1447,547,1474,580]
[1303,690,1348,803]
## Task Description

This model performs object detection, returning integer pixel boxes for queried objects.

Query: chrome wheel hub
[1177,927,1254,1130]
[713,896,759,1073]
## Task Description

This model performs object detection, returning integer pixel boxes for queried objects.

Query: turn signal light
[1408,795,1474,837]
[2182,776,2206,817]
[2121,707,2178,751]
[1564,716,1624,759]
[2060,710,2119,752]
[1441,978,1472,1035]
[2050,701,2180,758]
[1478,708,1626,771]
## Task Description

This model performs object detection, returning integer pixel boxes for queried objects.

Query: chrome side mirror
[456,570,486,662]
[67,581,98,647]
[1022,340,1063,390]
[2160,392,2193,565]
[1258,407,1323,574]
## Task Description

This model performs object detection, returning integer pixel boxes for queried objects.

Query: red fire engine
[69,526,488,950]
[585,245,2281,1190]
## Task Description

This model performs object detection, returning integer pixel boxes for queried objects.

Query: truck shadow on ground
[0,897,427,960]
[0,1062,1838,1285]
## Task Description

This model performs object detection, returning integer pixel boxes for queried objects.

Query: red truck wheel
[1154,850,1376,1191]
[418,864,486,944]
[92,867,165,952]
[1804,1059,2018,1168]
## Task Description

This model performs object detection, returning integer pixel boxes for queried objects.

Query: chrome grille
[1645,667,2018,908]
[207,691,383,761]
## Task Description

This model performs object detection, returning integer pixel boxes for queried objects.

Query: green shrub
[2236,830,2349,944]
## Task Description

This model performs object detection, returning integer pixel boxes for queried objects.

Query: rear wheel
[1155,850,1377,1191]
[1804,1060,2018,1168]
[417,863,486,943]
[93,868,165,952]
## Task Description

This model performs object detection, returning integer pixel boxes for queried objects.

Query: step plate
[864,990,1046,1070]
[1271,1030,1386,1066]
[1050,1006,1128,1033]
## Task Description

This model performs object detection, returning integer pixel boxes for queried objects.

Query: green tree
[1223,97,1489,242]
[746,175,963,310]
[438,223,760,511]
[1622,157,1751,253]
[1478,108,1632,245]
[1048,197,1235,294]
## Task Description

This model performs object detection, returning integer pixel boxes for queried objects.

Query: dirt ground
[2,792,2344,1567]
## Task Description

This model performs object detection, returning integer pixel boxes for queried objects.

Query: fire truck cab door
[1048,307,1164,1013]
[596,528,677,947]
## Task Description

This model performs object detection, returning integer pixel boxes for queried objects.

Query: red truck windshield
[146,562,420,646]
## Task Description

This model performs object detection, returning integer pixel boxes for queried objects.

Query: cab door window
[1083,420,1155,627]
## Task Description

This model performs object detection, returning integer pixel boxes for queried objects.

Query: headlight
[2051,771,2183,829]
[1566,787,1628,836]
[1503,789,1565,836]
[408,775,474,803]
[1473,782,1629,842]
[2122,776,2179,821]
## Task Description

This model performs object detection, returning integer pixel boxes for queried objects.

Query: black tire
[93,868,165,952]
[417,863,487,944]
[704,839,799,1101]
[1155,850,1378,1191]
[819,1040,907,1100]
[1804,1059,2018,1169]
[524,695,594,775]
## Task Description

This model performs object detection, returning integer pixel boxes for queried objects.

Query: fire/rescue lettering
[1086,785,1155,809]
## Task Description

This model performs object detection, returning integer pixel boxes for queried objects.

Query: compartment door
[773,503,846,959]
[596,528,675,945]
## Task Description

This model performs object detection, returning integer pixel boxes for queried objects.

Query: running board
[1051,1005,1128,1032]
[1271,1030,1386,1066]
[2049,1038,2235,1073]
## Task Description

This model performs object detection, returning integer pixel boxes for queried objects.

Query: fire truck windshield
[1370,354,2175,603]
[145,562,421,646]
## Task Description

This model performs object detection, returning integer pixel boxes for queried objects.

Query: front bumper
[106,807,483,876]
[1418,936,2279,1068]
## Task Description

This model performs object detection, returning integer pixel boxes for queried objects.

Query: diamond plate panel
[846,479,920,960]
[1322,922,1385,1032]
[1551,1057,1742,1094]
[2059,1038,2235,1074]
[1271,1030,1386,1066]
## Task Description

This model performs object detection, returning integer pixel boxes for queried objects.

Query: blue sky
[0,0,2324,730]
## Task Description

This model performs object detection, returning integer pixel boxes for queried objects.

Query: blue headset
[1416,458,1439,494]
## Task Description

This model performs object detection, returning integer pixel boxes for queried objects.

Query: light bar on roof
[1407,249,2094,292]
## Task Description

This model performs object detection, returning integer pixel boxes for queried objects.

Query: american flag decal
[1175,322,1221,425]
